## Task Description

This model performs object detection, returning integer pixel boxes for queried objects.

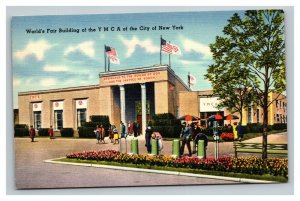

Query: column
[141,83,146,135]
[119,85,126,128]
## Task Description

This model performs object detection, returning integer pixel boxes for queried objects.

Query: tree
[205,10,286,159]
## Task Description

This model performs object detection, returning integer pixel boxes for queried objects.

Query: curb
[44,158,277,184]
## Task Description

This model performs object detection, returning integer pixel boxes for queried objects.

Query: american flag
[105,45,120,64]
[161,38,181,55]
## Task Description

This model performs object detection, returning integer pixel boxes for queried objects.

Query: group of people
[127,121,141,137]
[225,122,244,141]
[145,126,163,154]
[180,122,208,157]
[29,125,54,142]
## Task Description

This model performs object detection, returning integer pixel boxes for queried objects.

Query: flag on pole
[189,74,196,86]
[161,38,181,55]
[105,45,120,64]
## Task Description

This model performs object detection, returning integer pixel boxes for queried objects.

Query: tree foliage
[205,10,286,159]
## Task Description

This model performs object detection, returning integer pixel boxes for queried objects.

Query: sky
[12,10,244,109]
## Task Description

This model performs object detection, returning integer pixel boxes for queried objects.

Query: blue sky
[12,11,244,108]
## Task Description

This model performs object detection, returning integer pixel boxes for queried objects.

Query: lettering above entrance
[100,70,168,86]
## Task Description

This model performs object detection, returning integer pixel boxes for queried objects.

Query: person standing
[145,126,152,154]
[120,121,126,138]
[109,125,114,143]
[180,122,192,157]
[133,121,138,137]
[48,125,54,139]
[100,124,106,144]
[127,121,132,136]
[136,122,141,136]
[29,125,36,142]
[194,132,208,158]
[233,122,238,140]
[236,122,244,142]
[95,125,101,144]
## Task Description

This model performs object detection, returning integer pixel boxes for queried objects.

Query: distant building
[17,65,287,136]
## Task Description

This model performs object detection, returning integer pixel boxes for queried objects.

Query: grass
[55,158,288,183]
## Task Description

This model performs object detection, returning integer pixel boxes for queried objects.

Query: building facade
[17,65,287,136]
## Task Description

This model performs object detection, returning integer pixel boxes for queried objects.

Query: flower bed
[220,132,234,141]
[66,150,288,178]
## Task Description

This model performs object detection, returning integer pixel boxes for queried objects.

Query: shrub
[78,127,96,138]
[150,113,182,138]
[14,124,29,137]
[272,123,287,130]
[61,128,74,137]
[38,128,49,136]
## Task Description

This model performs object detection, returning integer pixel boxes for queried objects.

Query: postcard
[12,10,288,189]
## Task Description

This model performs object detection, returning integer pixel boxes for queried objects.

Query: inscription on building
[100,71,167,86]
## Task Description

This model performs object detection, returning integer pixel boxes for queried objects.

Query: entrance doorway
[137,114,151,133]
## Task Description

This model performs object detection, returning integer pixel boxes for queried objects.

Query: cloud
[15,39,54,61]
[119,36,160,58]
[181,37,212,58]
[64,41,95,58]
[40,78,57,87]
[13,79,21,87]
[43,64,69,72]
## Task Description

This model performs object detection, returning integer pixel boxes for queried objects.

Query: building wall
[154,81,169,114]
[178,91,199,117]
[18,86,100,132]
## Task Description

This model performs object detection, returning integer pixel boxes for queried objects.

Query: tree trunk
[239,111,243,125]
[262,95,268,160]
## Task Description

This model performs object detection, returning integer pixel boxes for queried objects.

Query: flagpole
[108,57,110,71]
[160,35,162,65]
[188,72,190,88]
[104,45,107,72]
[169,40,171,68]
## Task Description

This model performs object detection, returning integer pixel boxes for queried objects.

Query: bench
[233,142,288,158]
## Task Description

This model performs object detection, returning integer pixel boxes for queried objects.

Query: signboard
[199,97,223,112]
[100,71,167,86]
[32,102,42,111]
[76,99,87,109]
[30,95,42,101]
[53,101,64,110]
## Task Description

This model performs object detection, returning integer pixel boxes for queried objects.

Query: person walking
[29,125,36,142]
[145,126,152,154]
[113,126,119,144]
[100,124,106,144]
[48,125,54,139]
[94,125,101,144]
[133,121,138,137]
[180,122,192,157]
[236,122,244,142]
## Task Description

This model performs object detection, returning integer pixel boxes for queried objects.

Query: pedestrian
[194,132,208,158]
[136,122,141,136]
[94,125,101,144]
[100,124,106,144]
[180,122,192,157]
[133,121,138,137]
[192,122,201,153]
[145,126,152,154]
[109,125,114,143]
[233,122,238,140]
[128,121,132,136]
[120,121,126,139]
[48,125,54,139]
[29,125,36,142]
[236,122,244,142]
[113,126,119,144]
[151,132,164,153]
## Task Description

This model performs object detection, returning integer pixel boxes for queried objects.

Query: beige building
[18,65,287,136]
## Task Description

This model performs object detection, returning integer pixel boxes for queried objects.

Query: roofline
[99,64,191,91]
[18,84,99,96]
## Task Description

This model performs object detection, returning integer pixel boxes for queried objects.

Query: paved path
[15,133,287,189]
[14,137,238,189]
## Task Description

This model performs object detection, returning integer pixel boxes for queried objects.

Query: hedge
[61,128,74,137]
[78,127,95,138]
[14,124,29,137]
[272,123,287,130]
[149,113,182,138]
[38,128,49,136]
